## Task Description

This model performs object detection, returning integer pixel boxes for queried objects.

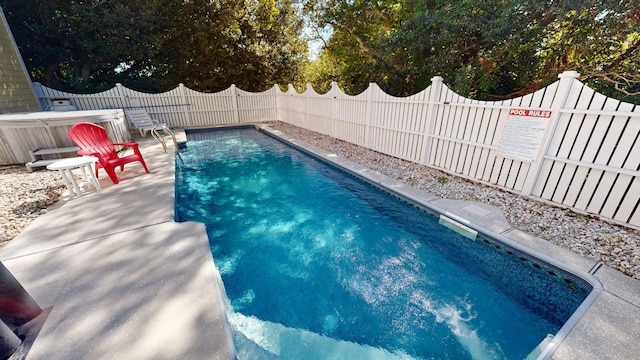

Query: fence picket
[585,98,625,215]
[616,179,640,223]
[596,102,637,218]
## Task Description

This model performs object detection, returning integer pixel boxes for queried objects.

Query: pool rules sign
[497,109,552,162]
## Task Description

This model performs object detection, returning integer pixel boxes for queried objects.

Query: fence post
[520,71,580,195]
[115,83,129,109]
[330,82,338,138]
[363,83,375,148]
[273,84,279,122]
[306,84,312,129]
[231,84,240,123]
[421,76,444,165]
[178,83,192,127]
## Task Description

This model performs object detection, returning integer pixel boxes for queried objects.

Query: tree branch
[579,73,640,96]
[312,26,328,48]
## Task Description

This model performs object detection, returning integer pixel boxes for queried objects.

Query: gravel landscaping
[0,165,65,246]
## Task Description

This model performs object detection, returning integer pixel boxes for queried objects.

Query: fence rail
[29,71,640,229]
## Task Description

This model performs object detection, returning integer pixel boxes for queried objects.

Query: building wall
[0,6,40,114]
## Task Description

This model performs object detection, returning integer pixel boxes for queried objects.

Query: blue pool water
[175,128,591,359]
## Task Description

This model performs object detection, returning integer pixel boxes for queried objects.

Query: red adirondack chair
[68,122,149,184]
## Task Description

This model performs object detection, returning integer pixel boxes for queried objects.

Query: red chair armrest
[113,142,138,147]
[113,142,140,150]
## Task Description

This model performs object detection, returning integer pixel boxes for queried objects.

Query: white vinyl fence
[30,72,640,229]
[276,72,640,229]
[32,83,277,128]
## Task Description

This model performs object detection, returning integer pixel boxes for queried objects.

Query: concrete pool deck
[1,125,639,359]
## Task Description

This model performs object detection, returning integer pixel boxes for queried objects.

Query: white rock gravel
[0,165,65,246]
[1,123,639,281]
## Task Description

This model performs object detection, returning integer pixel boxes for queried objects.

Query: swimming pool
[175,126,599,359]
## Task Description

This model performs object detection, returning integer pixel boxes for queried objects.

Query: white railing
[30,71,640,229]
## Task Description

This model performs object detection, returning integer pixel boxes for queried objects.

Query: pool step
[228,312,416,360]
[232,329,279,359]
[525,334,554,360]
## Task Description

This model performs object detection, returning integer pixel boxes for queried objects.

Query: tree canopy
[1,0,639,102]
[304,0,640,102]
[1,0,308,93]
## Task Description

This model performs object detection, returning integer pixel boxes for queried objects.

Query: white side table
[47,156,101,197]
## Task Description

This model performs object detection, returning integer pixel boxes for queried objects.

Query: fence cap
[558,71,580,78]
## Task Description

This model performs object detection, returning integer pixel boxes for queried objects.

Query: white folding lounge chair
[124,108,176,153]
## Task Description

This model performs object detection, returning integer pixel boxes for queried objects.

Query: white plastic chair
[124,108,175,153]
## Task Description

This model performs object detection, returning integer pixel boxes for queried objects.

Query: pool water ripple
[176,128,590,360]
